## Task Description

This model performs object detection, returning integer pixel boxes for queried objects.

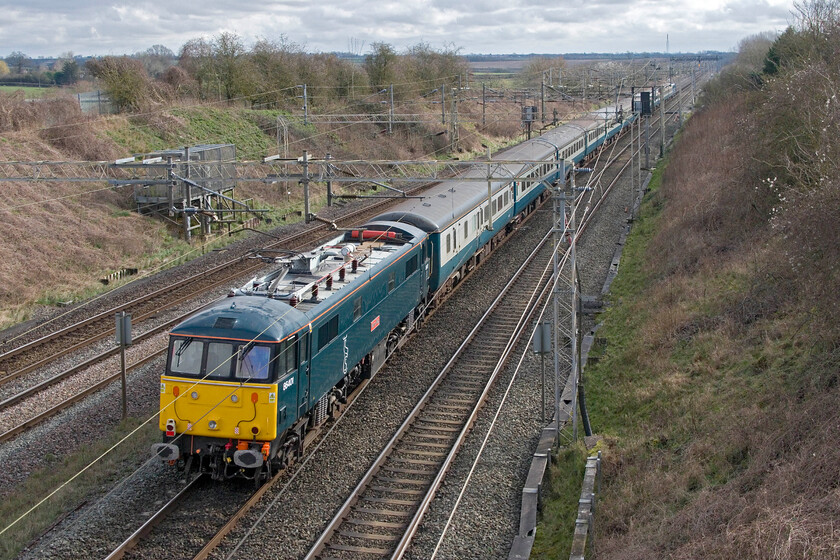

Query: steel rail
[392,246,555,559]
[0,348,165,444]
[103,474,207,560]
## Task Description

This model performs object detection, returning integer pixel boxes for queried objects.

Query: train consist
[152,84,677,483]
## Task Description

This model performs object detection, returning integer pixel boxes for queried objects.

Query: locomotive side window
[353,297,363,320]
[463,221,468,239]
[388,271,396,292]
[406,254,418,276]
[318,315,339,350]
[446,233,451,254]
[170,338,203,375]
[206,342,235,377]
[277,338,297,374]
[237,344,271,380]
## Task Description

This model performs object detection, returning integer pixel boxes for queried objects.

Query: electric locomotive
[152,223,430,482]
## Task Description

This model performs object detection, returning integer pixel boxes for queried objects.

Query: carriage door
[298,331,311,419]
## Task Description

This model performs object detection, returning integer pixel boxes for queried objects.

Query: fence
[569,452,602,559]
[77,90,115,115]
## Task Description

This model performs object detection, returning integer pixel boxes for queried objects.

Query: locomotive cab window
[170,338,203,375]
[236,344,272,380]
[206,341,235,377]
[168,337,274,381]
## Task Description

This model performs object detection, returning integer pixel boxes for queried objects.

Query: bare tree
[6,51,29,74]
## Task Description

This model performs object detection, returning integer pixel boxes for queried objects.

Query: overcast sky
[2,0,795,58]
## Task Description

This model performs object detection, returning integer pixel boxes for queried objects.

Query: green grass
[0,419,159,560]
[105,119,171,154]
[531,444,589,558]
[531,138,820,555]
[170,107,276,159]
[529,164,670,553]
[0,85,56,99]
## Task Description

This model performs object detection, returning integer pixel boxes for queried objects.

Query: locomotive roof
[170,295,308,342]
[170,221,426,343]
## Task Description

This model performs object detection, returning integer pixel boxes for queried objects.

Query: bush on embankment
[534,3,840,558]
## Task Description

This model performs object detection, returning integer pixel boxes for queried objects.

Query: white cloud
[0,0,795,57]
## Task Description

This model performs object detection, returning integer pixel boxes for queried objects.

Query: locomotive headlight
[191,391,199,400]
[231,394,239,403]
[208,420,218,430]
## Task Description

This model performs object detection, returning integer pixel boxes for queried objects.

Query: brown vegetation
[0,43,555,328]
[588,3,840,558]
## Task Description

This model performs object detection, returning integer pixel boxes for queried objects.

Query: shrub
[86,56,152,112]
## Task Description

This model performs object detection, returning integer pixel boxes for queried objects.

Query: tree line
[7,34,468,112]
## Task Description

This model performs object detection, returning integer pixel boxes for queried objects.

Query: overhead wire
[0,80,666,536]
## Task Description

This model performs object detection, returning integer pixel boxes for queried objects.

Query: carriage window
[170,338,204,375]
[237,344,271,380]
[446,233,451,254]
[206,342,235,377]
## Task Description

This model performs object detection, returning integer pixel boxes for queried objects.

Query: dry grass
[0,126,176,326]
[0,91,533,328]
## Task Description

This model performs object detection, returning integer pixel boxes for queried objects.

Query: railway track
[0,84,670,468]
[104,474,208,560]
[3,83,688,442]
[9,82,696,557]
[297,89,692,558]
[303,228,555,559]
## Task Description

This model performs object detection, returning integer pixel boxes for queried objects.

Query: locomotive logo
[342,335,349,374]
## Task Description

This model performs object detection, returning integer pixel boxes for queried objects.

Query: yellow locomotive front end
[152,330,283,481]
[159,377,278,441]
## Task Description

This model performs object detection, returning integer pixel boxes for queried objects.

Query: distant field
[470,59,529,71]
[0,85,56,98]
